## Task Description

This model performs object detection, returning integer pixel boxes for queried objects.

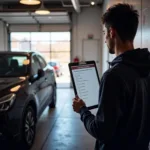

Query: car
[0,51,56,149]
[48,60,63,77]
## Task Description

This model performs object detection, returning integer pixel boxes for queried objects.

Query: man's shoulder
[103,64,122,77]
[101,68,120,82]
[102,63,135,81]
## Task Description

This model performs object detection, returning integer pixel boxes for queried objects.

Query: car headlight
[0,94,16,111]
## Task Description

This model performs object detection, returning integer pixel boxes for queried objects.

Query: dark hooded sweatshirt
[79,48,150,150]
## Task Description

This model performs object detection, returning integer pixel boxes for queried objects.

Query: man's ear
[109,27,116,38]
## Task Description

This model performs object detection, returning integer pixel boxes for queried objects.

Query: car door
[36,54,53,106]
[31,55,46,114]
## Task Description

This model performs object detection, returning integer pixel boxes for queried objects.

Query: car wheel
[49,84,57,108]
[22,106,36,149]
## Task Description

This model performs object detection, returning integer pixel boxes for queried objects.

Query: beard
[107,45,115,54]
[107,40,115,54]
[109,48,115,54]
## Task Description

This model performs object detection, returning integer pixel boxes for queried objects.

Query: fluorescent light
[35,10,50,15]
[20,0,41,5]
[35,3,50,15]
[91,1,95,5]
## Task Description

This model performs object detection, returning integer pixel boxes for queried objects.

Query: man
[72,3,150,150]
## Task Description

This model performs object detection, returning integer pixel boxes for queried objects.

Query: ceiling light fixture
[35,0,50,15]
[91,1,95,6]
[20,0,41,5]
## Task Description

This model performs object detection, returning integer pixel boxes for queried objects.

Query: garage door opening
[10,32,71,88]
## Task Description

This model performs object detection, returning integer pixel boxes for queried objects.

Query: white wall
[72,7,102,76]
[142,0,150,50]
[0,21,8,51]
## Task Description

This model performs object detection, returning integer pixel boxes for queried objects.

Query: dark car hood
[0,77,26,91]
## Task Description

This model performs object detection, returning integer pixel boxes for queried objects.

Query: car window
[49,62,56,67]
[11,56,27,67]
[0,55,29,77]
[31,55,41,75]
[36,55,47,69]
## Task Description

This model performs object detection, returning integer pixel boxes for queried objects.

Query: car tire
[21,106,36,149]
[49,84,57,108]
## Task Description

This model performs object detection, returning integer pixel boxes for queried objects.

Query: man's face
[103,26,115,54]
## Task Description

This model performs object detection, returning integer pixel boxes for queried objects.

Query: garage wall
[72,7,103,76]
[142,0,150,51]
[0,21,8,51]
[102,0,144,73]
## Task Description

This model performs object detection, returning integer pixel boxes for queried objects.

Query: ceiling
[0,12,70,24]
[0,0,102,4]
[0,0,103,25]
[0,0,103,12]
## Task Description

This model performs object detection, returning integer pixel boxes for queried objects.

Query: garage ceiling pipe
[71,0,81,13]
[61,0,97,13]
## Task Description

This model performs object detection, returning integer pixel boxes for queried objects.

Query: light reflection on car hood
[0,77,26,91]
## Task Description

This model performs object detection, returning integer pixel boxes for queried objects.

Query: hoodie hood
[110,48,150,77]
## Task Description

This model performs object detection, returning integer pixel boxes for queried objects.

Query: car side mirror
[38,69,45,78]
[29,69,45,83]
[29,75,38,83]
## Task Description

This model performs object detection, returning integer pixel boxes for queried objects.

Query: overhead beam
[0,2,73,12]
[71,0,81,13]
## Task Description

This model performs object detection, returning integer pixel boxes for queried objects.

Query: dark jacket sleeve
[79,72,125,142]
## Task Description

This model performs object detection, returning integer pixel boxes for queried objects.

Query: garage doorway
[10,32,71,88]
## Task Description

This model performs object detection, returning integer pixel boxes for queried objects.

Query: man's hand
[72,96,86,113]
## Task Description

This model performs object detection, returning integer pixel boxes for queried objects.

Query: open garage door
[0,11,72,88]
[10,31,71,88]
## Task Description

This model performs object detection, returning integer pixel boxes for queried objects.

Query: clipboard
[68,61,100,110]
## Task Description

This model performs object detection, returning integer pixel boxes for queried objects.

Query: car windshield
[49,62,57,67]
[0,54,29,77]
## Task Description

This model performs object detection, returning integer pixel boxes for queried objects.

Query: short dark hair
[102,3,139,42]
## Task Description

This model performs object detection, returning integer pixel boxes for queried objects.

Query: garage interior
[0,0,150,149]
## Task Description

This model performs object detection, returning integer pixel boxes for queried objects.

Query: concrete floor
[0,89,97,150]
